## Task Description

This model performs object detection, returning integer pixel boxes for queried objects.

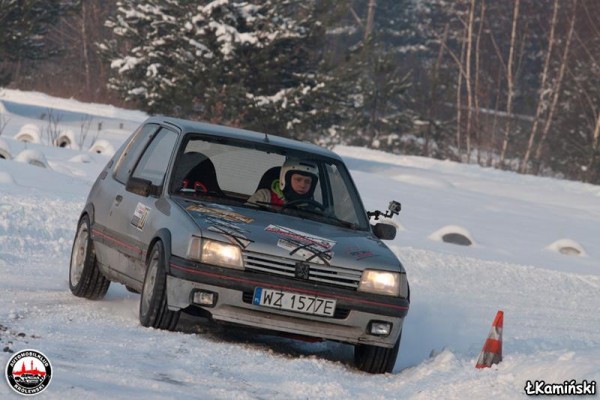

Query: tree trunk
[533,0,578,173]
[426,23,449,157]
[520,0,558,174]
[364,0,376,41]
[499,0,520,166]
[474,0,485,165]
[464,0,476,163]
[81,1,91,95]
[585,113,600,182]
[455,27,468,158]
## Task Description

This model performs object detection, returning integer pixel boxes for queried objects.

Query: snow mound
[0,100,6,114]
[0,170,15,184]
[545,238,586,256]
[88,139,115,155]
[54,130,81,150]
[14,123,42,143]
[14,149,50,168]
[69,154,93,163]
[428,225,475,246]
[0,138,12,160]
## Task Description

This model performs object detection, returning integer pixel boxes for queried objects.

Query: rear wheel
[354,331,401,374]
[139,241,180,330]
[69,215,110,299]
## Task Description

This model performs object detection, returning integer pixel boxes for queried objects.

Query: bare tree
[463,0,476,162]
[533,0,578,173]
[455,24,467,157]
[519,0,559,174]
[81,1,91,94]
[473,0,486,165]
[43,109,63,146]
[425,23,449,157]
[586,114,600,181]
[499,0,520,166]
[364,0,376,41]
[78,114,94,149]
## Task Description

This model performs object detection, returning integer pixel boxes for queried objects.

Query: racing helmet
[279,157,319,198]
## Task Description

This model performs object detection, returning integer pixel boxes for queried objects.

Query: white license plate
[252,287,336,317]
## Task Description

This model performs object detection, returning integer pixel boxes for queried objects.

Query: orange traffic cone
[475,310,503,368]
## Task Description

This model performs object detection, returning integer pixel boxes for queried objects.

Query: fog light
[369,321,392,336]
[193,290,217,306]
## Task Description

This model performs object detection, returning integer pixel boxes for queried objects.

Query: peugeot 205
[68,116,409,373]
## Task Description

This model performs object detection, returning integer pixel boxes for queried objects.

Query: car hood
[173,198,404,273]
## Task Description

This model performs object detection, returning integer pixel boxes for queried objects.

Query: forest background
[2,0,599,184]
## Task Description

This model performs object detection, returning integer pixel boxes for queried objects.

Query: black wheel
[69,215,110,299]
[139,241,180,330]
[354,331,401,374]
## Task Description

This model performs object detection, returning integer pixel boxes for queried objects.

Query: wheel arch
[146,228,173,273]
[79,202,95,225]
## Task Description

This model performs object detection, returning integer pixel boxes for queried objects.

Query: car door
[92,123,160,275]
[107,127,179,285]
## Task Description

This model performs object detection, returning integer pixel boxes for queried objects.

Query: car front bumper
[166,256,409,347]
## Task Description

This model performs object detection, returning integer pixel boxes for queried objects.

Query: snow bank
[88,139,116,155]
[14,149,50,168]
[0,138,12,160]
[14,123,42,143]
[54,130,81,150]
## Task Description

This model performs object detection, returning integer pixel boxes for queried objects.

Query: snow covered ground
[0,89,598,399]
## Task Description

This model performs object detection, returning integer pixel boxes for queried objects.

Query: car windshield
[169,134,369,230]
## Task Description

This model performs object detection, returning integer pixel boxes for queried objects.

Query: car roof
[145,116,342,161]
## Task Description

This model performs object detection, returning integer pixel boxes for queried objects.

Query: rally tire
[354,331,401,374]
[139,241,180,330]
[69,215,110,299]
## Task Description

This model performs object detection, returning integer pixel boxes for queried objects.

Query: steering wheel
[282,199,325,212]
[180,180,208,194]
[192,181,207,193]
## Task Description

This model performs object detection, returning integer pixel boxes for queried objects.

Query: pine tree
[101,0,330,137]
[0,0,78,85]
[314,0,419,151]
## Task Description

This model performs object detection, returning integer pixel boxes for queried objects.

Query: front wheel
[354,331,401,374]
[69,215,110,299]
[139,241,180,330]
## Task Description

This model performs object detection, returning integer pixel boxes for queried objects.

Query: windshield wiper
[281,205,357,229]
[247,200,279,212]
[319,214,358,230]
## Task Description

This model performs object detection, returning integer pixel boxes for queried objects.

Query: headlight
[187,237,244,270]
[358,269,407,297]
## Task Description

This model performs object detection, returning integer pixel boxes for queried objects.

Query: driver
[247,158,319,206]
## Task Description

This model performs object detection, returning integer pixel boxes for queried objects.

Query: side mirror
[126,177,157,197]
[373,223,396,240]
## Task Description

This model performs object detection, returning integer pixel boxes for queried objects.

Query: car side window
[325,163,362,226]
[130,128,178,187]
[113,123,160,184]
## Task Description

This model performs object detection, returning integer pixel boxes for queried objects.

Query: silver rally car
[69,116,409,373]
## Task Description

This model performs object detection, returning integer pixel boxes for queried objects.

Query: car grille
[242,251,362,289]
